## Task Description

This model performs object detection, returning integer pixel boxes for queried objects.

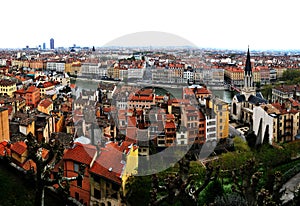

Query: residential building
[37,98,53,115]
[127,88,155,109]
[25,86,40,108]
[63,142,97,206]
[10,141,28,165]
[0,79,17,97]
[0,107,9,142]
[211,98,229,139]
[46,61,65,72]
[224,66,244,87]
[272,85,300,103]
[89,141,138,206]
[253,103,300,144]
[37,82,55,98]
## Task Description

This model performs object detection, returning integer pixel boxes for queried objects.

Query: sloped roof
[10,141,27,155]
[235,94,246,102]
[63,142,96,165]
[89,141,133,185]
[248,94,267,105]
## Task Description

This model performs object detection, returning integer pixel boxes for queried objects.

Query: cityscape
[0,33,299,206]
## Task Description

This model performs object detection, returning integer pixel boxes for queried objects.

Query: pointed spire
[245,46,252,76]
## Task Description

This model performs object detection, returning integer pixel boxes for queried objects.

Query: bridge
[229,84,241,93]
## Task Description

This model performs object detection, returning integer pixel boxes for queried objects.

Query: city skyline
[1,0,300,50]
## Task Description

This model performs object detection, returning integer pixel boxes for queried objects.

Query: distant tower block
[50,38,54,49]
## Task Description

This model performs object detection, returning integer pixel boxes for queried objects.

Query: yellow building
[72,62,82,75]
[225,67,244,86]
[121,144,138,193]
[11,60,24,68]
[52,110,64,133]
[37,98,53,115]
[10,141,28,164]
[38,82,55,98]
[65,63,72,73]
[0,79,17,97]
[211,98,229,139]
[0,107,9,142]
[252,67,261,84]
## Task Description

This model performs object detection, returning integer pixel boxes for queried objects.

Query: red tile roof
[165,121,176,129]
[39,99,53,108]
[0,141,10,157]
[63,143,97,165]
[26,85,39,93]
[11,141,27,155]
[89,141,133,184]
[43,82,54,88]
[165,114,175,120]
[197,87,211,95]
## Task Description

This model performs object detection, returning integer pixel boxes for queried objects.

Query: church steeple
[245,46,252,76]
[244,46,253,89]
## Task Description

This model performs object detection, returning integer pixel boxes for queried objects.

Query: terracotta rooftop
[26,85,39,93]
[89,141,133,185]
[63,142,97,165]
[11,141,27,155]
[39,99,53,108]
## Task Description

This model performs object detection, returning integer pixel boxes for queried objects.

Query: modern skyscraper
[50,38,54,49]
[43,42,46,50]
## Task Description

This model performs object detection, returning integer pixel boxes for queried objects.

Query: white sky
[1,0,300,50]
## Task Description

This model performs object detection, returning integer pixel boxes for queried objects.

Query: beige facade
[0,108,9,142]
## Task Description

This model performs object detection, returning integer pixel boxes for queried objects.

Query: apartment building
[0,79,17,97]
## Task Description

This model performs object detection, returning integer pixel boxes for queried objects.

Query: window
[74,163,79,172]
[94,188,101,199]
[75,192,79,200]
[77,178,82,188]
[93,175,100,183]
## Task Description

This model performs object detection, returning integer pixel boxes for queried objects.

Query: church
[231,48,268,125]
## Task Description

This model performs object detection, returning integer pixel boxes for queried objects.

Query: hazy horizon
[1,1,300,51]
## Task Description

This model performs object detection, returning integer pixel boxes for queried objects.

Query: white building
[183,70,194,81]
[46,61,65,72]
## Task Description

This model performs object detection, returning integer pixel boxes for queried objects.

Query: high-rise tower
[50,38,54,49]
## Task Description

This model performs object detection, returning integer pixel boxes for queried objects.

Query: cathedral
[231,47,267,125]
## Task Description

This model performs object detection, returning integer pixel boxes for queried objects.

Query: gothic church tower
[241,47,256,100]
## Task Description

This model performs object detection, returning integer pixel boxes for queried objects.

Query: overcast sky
[1,0,300,50]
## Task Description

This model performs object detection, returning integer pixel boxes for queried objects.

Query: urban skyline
[1,0,300,50]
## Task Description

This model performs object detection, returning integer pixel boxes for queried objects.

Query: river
[71,78,235,103]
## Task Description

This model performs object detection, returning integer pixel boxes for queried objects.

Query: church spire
[245,46,252,76]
